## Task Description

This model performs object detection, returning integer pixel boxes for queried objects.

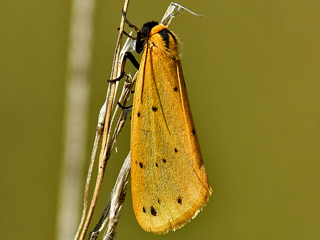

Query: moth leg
[122,9,140,32]
[121,9,145,53]
[117,101,132,110]
[117,27,136,40]
[125,52,140,69]
[108,52,140,82]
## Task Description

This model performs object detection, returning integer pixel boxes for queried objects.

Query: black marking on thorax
[158,29,176,49]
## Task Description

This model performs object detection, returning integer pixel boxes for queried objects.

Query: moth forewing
[130,24,211,234]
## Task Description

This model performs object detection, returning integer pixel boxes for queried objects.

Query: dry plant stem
[87,97,133,240]
[87,72,137,239]
[76,51,136,240]
[74,102,106,240]
[77,0,131,239]
[100,0,131,155]
[103,153,131,240]
[58,0,95,239]
[83,83,133,240]
[108,73,138,156]
[88,152,131,240]
[89,196,111,240]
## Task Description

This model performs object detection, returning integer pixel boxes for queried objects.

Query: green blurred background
[1,0,320,239]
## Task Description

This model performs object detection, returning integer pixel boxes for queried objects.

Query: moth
[117,10,212,234]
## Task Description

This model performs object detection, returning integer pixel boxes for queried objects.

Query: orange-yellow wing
[130,26,211,234]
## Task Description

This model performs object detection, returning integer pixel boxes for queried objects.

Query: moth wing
[131,43,211,234]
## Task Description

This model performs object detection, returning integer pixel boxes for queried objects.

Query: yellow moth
[122,10,212,234]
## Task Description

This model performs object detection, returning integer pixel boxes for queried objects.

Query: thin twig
[103,152,131,239]
[75,0,131,239]
[88,152,131,240]
[74,102,106,240]
[75,38,135,239]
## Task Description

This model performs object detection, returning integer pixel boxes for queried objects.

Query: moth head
[141,21,159,38]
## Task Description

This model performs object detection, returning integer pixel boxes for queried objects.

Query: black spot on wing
[151,206,157,216]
